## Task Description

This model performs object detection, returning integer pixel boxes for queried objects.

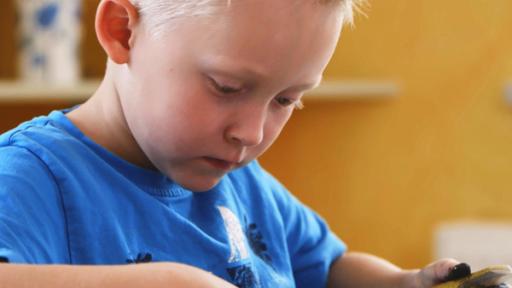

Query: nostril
[228,135,242,145]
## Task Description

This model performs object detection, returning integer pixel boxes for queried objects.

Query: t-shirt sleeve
[257,165,346,288]
[0,146,69,263]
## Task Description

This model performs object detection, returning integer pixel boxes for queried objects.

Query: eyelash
[209,78,241,95]
[209,77,304,109]
[275,96,304,110]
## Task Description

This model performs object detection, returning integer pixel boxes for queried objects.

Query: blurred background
[1,0,512,270]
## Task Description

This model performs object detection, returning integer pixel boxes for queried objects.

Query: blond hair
[130,0,361,38]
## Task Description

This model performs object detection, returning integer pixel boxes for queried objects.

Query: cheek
[245,112,290,161]
[261,110,293,147]
[148,89,223,145]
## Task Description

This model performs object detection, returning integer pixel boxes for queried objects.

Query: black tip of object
[444,263,472,282]
[0,256,9,263]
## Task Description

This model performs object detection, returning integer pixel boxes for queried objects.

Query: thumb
[418,259,466,287]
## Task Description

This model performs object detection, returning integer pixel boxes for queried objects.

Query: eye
[208,77,242,94]
[218,85,240,94]
[275,96,304,110]
[275,97,293,106]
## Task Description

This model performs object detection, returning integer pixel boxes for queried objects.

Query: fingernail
[445,263,471,281]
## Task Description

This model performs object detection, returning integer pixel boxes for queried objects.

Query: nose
[226,106,266,147]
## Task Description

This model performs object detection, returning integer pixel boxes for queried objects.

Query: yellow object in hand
[434,265,512,288]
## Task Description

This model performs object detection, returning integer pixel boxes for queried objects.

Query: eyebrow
[202,57,268,80]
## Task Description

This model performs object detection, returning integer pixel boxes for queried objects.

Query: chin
[160,164,224,192]
[178,177,221,193]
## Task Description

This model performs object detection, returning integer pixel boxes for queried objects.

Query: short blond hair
[130,0,361,38]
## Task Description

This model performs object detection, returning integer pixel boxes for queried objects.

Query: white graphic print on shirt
[217,206,250,263]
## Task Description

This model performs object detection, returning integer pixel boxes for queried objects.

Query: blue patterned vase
[16,0,82,85]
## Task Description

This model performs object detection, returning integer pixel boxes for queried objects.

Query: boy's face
[119,0,343,192]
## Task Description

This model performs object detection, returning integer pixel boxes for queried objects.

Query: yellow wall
[260,0,512,268]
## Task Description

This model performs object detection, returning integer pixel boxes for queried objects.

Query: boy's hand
[433,265,512,288]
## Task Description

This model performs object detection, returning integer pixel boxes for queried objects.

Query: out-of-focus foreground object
[434,265,512,288]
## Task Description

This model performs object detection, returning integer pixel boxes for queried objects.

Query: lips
[203,157,236,171]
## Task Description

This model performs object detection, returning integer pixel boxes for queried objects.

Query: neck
[67,70,154,169]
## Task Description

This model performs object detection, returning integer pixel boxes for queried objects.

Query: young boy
[0,0,461,287]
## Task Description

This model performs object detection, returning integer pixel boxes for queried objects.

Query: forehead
[142,0,343,83]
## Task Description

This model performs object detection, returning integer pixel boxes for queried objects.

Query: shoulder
[0,111,94,177]
[0,114,73,194]
[0,113,77,150]
[0,145,59,195]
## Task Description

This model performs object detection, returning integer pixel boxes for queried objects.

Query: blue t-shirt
[0,110,345,288]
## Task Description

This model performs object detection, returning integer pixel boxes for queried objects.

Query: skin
[0,262,237,288]
[0,0,463,287]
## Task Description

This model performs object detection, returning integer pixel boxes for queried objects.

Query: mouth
[202,157,237,171]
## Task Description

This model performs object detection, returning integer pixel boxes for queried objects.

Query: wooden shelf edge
[0,80,101,103]
[305,80,399,100]
[0,79,399,103]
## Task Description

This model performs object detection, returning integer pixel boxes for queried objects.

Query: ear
[95,0,139,64]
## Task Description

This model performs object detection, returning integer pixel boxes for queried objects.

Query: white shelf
[0,79,398,103]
